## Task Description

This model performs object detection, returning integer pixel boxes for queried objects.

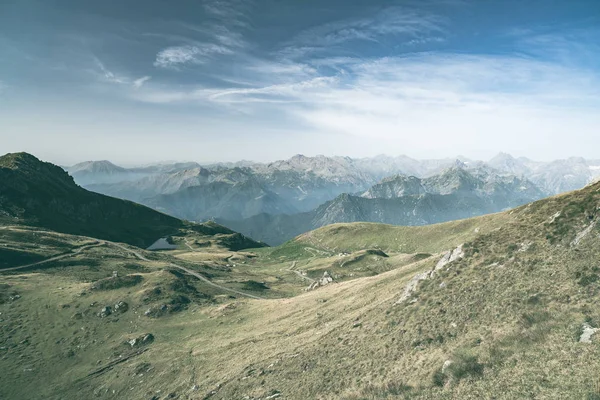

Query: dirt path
[183,239,195,251]
[1,241,105,272]
[286,261,315,283]
[108,243,265,300]
[2,236,265,300]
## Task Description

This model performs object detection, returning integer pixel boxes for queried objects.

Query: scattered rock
[71,312,83,320]
[307,271,335,291]
[579,323,598,343]
[114,301,129,314]
[442,360,453,373]
[144,304,171,318]
[396,271,431,304]
[9,294,21,301]
[97,306,112,318]
[518,242,533,252]
[133,362,153,375]
[397,245,465,304]
[571,220,598,247]
[434,245,465,273]
[548,211,561,223]
[126,333,155,348]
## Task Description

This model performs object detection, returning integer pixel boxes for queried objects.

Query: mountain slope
[0,153,263,249]
[3,178,600,399]
[145,177,297,221]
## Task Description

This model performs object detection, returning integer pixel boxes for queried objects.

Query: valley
[5,1,599,398]
[2,152,600,399]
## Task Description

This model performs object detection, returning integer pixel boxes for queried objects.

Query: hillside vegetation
[1,175,600,399]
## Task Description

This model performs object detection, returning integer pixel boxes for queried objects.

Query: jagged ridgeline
[0,152,263,249]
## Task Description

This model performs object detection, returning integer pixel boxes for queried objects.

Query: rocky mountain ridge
[220,166,546,245]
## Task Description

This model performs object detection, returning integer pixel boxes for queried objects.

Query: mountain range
[65,153,600,245]
[219,166,545,245]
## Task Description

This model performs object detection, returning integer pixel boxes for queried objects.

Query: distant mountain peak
[490,152,515,160]
[69,159,125,173]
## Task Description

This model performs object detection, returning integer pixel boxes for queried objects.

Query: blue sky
[1,0,599,165]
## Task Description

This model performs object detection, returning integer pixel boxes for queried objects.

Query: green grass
[291,213,508,254]
[2,182,600,399]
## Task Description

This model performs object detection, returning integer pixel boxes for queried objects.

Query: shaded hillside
[0,153,264,249]
[144,178,297,221]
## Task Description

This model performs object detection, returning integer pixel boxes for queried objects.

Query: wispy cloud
[132,49,600,157]
[153,44,233,68]
[93,57,128,84]
[280,6,446,59]
[516,30,600,68]
[92,56,152,89]
[133,76,151,88]
[153,1,251,69]
[202,0,252,28]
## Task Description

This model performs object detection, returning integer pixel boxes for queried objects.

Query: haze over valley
[68,153,600,244]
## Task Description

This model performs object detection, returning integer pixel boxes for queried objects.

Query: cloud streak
[133,76,151,88]
[153,44,233,68]
[280,6,446,60]
[153,1,251,69]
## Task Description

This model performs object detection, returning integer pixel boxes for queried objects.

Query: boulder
[126,333,155,348]
[97,306,112,318]
[114,301,129,314]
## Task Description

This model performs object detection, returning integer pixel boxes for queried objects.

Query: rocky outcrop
[396,245,465,304]
[580,323,598,343]
[114,301,129,314]
[433,245,465,275]
[97,306,112,318]
[307,271,334,291]
[125,333,155,348]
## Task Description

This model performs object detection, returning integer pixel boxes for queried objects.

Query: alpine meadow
[1,0,600,399]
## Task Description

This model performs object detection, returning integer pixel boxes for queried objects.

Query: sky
[1,0,599,165]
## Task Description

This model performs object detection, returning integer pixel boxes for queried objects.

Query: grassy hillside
[0,153,264,250]
[290,212,508,254]
[2,181,600,399]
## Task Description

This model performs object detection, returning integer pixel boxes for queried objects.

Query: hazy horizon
[29,151,600,169]
[1,0,599,164]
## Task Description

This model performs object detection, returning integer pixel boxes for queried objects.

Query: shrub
[91,275,143,290]
[242,280,270,291]
[432,368,446,387]
[446,350,484,381]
